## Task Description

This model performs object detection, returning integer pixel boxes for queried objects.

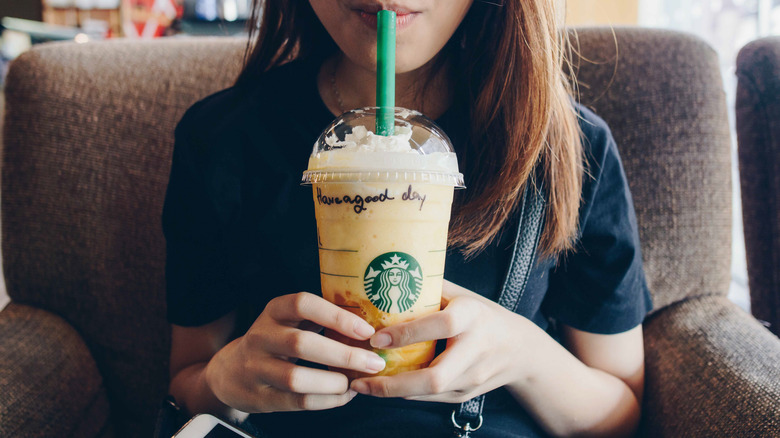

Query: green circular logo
[364,252,423,314]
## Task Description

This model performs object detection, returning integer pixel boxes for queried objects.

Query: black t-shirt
[162,59,652,438]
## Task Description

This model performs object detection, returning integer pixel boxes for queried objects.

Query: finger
[257,357,350,394]
[353,335,478,398]
[254,385,359,412]
[406,342,506,403]
[441,280,478,305]
[350,366,456,398]
[370,298,477,349]
[298,320,323,333]
[266,329,386,373]
[406,368,506,404]
[268,292,375,340]
[405,391,475,404]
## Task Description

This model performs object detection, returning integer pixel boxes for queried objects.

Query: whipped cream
[309,126,460,175]
[324,125,417,153]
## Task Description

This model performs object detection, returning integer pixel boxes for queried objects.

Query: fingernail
[366,355,386,372]
[355,322,375,339]
[371,333,392,348]
[348,389,358,399]
[351,380,369,395]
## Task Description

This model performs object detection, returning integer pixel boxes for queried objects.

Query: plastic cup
[301,107,464,378]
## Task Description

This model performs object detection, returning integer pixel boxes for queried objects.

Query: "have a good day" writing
[316,185,427,214]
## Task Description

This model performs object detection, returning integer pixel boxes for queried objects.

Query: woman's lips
[354,9,420,30]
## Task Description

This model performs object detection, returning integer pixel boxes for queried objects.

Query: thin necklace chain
[330,58,346,114]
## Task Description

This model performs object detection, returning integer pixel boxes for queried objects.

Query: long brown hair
[237,1,583,259]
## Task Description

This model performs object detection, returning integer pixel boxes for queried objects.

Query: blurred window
[637,0,779,310]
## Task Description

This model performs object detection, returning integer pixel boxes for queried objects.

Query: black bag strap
[452,182,546,437]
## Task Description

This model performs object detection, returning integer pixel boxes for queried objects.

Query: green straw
[376,10,396,136]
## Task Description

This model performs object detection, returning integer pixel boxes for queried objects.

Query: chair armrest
[642,295,780,436]
[0,303,112,437]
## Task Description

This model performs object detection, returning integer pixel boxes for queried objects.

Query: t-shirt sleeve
[162,105,242,327]
[542,118,653,334]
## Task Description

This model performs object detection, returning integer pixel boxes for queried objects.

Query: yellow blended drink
[301,107,464,378]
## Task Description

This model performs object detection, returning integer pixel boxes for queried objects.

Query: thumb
[441,279,478,306]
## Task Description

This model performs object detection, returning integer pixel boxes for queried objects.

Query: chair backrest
[571,28,732,311]
[736,36,780,336]
[2,37,245,436]
[1,28,732,435]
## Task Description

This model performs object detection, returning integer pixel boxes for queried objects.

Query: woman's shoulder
[571,102,632,225]
[571,102,628,189]
[175,60,315,141]
[573,102,616,162]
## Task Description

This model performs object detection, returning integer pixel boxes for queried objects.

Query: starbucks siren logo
[364,252,423,314]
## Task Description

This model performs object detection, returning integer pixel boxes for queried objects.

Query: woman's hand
[204,292,386,413]
[349,280,531,403]
[348,281,645,437]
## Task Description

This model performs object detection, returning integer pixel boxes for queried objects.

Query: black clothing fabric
[162,58,652,438]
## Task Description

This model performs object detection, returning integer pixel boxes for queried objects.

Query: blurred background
[568,0,780,313]
[1,0,778,311]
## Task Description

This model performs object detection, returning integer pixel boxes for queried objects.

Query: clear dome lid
[302,107,464,187]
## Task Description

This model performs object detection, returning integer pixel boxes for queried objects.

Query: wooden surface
[566,0,639,26]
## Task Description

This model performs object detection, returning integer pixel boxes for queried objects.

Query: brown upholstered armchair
[736,36,780,338]
[1,29,779,437]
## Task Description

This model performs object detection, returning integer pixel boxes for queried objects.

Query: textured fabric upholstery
[0,303,112,437]
[571,28,733,311]
[573,29,779,435]
[736,36,780,337]
[1,30,778,437]
[2,38,244,436]
[642,295,780,435]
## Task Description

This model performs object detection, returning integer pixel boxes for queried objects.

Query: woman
[163,0,652,436]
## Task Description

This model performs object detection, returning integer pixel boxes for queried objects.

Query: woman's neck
[317,52,454,120]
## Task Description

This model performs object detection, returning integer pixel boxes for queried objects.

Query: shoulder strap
[452,182,546,436]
